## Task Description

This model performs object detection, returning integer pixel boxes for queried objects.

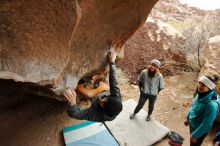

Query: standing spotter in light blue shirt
[138,69,164,96]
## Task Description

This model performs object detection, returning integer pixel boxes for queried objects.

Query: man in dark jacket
[63,52,122,122]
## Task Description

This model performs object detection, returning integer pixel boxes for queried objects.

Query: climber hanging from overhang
[63,48,123,122]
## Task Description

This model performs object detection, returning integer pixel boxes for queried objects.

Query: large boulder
[200,35,220,122]
[200,35,220,76]
[0,0,158,98]
[117,17,191,83]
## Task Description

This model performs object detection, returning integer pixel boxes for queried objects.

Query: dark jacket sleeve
[67,104,91,120]
[109,63,122,101]
[67,99,115,122]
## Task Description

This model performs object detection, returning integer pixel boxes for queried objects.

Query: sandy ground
[119,71,217,146]
[0,71,217,146]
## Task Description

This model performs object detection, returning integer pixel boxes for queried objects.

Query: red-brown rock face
[117,18,191,83]
[0,0,158,98]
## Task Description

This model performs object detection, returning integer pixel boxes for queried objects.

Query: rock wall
[200,35,220,77]
[117,17,191,83]
[0,0,158,98]
[151,0,208,22]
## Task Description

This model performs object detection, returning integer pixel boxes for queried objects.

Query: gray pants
[134,92,157,116]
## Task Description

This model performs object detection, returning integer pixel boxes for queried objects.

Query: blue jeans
[133,92,157,116]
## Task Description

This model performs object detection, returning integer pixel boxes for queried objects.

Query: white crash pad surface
[106,99,170,146]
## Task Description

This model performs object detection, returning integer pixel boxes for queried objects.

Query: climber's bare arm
[63,88,77,105]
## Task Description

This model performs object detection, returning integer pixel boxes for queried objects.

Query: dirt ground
[0,71,217,146]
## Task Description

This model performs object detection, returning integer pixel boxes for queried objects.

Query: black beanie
[103,98,122,117]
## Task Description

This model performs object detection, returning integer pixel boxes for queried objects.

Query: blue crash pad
[63,121,119,146]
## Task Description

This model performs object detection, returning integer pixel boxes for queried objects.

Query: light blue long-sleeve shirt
[138,69,164,96]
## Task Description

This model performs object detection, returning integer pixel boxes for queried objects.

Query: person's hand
[184,120,189,126]
[108,52,117,63]
[190,136,197,143]
[63,88,77,105]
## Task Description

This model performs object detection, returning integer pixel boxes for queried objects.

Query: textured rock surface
[0,0,80,98]
[117,17,191,83]
[151,0,208,22]
[0,0,158,98]
[200,35,220,77]
[117,0,218,83]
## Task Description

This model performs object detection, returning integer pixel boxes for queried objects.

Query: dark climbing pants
[189,126,208,146]
[133,92,157,116]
